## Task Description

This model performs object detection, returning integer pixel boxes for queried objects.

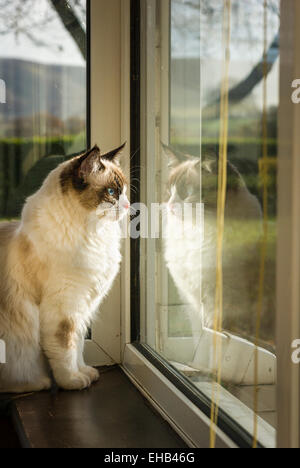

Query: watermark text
[0,339,6,364]
[0,79,6,104]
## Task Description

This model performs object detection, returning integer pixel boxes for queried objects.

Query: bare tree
[172,0,280,104]
[226,33,279,103]
[48,0,86,59]
[0,0,86,59]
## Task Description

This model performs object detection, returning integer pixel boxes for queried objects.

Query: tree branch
[208,32,279,107]
[48,0,86,60]
[227,33,279,103]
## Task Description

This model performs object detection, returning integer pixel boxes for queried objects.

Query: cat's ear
[202,159,214,173]
[78,145,103,181]
[101,142,126,164]
[202,156,217,174]
[161,143,192,169]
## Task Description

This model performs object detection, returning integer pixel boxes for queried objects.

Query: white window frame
[276,0,300,449]
[88,0,300,449]
[84,0,131,366]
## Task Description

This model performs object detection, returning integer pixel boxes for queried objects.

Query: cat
[0,144,130,393]
[162,145,271,344]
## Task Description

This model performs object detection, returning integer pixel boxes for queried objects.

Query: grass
[0,135,81,145]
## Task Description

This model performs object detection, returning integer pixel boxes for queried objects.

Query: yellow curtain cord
[210,0,231,449]
[253,0,269,449]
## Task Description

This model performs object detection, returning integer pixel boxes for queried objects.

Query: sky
[0,0,86,66]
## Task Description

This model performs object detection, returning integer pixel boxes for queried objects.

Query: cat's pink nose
[124,202,130,210]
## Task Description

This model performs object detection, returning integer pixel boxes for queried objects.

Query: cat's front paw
[55,371,92,391]
[80,366,100,383]
[39,377,52,391]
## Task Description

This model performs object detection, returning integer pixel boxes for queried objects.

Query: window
[131,0,280,448]
[0,0,88,221]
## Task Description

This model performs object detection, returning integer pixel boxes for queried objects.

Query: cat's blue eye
[108,188,115,196]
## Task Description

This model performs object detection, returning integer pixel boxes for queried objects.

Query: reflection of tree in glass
[0,0,86,59]
[172,0,280,103]
[172,0,279,47]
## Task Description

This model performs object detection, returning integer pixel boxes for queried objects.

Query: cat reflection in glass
[162,144,269,344]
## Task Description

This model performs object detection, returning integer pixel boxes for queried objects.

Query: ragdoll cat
[162,145,273,343]
[0,144,130,393]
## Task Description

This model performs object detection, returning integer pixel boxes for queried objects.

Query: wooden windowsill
[6,366,186,449]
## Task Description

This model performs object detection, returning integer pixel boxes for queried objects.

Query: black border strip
[86,0,91,150]
[130,0,141,343]
[129,0,263,449]
[85,0,92,341]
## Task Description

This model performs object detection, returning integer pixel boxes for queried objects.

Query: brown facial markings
[79,164,127,211]
[60,147,127,211]
[102,165,127,201]
[60,148,100,195]
[55,318,76,349]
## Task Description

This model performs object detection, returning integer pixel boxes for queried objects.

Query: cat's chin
[95,209,127,223]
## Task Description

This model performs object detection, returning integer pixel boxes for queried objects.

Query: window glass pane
[0,0,87,220]
[139,0,279,447]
